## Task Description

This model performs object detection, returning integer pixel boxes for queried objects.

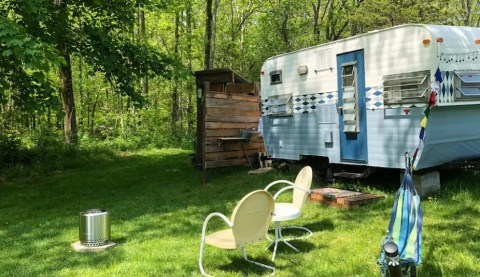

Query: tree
[311,0,329,43]
[2,0,176,143]
[55,0,77,143]
[205,0,213,69]
[3,0,478,154]
[0,14,60,116]
[172,12,180,131]
[452,0,480,26]
[204,0,221,69]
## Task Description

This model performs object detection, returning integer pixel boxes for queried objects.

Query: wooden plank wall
[204,83,263,169]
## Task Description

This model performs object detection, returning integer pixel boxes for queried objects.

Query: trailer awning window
[341,62,359,133]
[455,72,480,100]
[383,70,429,104]
[265,95,293,116]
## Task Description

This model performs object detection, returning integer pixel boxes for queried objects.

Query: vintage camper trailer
[260,24,480,175]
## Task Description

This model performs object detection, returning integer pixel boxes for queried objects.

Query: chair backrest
[292,166,313,210]
[231,190,275,248]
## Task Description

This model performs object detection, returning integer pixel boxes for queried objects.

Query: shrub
[0,131,28,166]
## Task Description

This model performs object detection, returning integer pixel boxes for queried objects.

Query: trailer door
[336,50,367,163]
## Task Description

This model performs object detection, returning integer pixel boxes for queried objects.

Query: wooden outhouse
[194,68,263,170]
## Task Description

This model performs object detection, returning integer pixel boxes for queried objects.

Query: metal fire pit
[79,209,110,247]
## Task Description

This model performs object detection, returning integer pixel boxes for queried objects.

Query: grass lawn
[1,149,479,276]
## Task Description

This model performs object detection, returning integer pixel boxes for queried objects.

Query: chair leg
[279,226,313,242]
[198,238,212,277]
[242,247,275,276]
[271,221,280,261]
[278,227,300,252]
[268,223,313,260]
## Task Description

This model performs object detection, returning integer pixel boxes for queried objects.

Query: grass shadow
[217,256,276,276]
[420,243,444,277]
[267,239,316,255]
[2,150,480,276]
[304,218,335,232]
[0,149,299,276]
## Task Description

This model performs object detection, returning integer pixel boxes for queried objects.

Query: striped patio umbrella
[386,161,423,266]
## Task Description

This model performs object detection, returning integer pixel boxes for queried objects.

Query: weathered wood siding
[203,86,263,169]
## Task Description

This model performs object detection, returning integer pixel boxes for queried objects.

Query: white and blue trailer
[260,24,480,176]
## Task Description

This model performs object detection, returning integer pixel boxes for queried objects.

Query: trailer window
[455,72,480,100]
[265,95,293,116]
[342,65,356,87]
[383,70,429,104]
[270,70,282,85]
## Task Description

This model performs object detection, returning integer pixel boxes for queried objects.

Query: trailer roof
[265,24,480,61]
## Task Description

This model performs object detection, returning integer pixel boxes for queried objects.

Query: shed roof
[194,68,250,84]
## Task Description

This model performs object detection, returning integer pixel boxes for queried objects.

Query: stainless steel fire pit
[79,209,110,247]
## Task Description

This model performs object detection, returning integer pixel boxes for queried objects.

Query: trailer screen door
[336,50,367,163]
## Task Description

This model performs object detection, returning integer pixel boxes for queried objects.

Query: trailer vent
[454,72,480,100]
[383,70,429,104]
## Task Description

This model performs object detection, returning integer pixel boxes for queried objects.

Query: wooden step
[309,188,384,209]
[337,193,384,208]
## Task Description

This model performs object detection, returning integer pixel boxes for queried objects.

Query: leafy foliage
[2,0,480,157]
[75,24,177,106]
[1,0,186,146]
[0,17,60,111]
[0,130,26,166]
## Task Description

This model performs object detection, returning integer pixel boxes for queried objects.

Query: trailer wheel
[301,156,331,184]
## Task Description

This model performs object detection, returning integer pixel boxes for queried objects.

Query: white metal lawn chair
[199,190,275,276]
[264,165,313,261]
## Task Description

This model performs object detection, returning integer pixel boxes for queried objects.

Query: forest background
[1,0,479,173]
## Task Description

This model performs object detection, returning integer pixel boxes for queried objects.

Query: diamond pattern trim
[438,71,455,103]
[261,92,338,114]
[365,87,384,110]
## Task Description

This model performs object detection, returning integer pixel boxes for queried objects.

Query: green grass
[1,149,479,276]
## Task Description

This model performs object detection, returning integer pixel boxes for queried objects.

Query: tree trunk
[32,113,36,130]
[281,4,290,49]
[312,0,328,44]
[172,12,180,132]
[87,89,91,134]
[139,9,149,96]
[186,2,194,132]
[47,107,51,127]
[78,56,83,129]
[90,89,100,136]
[210,0,220,68]
[326,0,334,41]
[205,0,220,69]
[57,0,77,144]
[58,43,77,143]
[119,94,125,138]
[204,0,213,69]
